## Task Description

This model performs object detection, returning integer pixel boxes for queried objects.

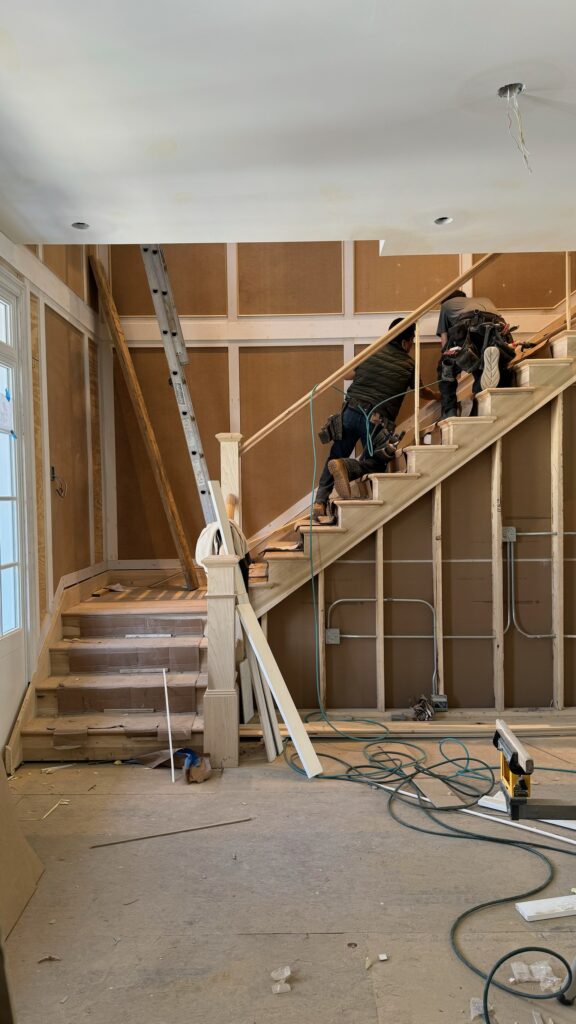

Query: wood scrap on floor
[90,816,253,849]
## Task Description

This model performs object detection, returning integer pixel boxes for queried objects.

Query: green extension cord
[279,382,576,1022]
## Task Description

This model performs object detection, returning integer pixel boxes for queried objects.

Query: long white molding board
[516,894,576,922]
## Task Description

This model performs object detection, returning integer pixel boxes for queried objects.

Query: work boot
[328,459,352,499]
[311,501,326,521]
[480,345,501,391]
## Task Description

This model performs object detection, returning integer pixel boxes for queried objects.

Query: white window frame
[0,266,37,677]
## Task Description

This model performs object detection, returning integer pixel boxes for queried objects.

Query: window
[0,301,20,636]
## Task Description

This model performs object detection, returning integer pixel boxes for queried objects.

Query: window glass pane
[0,364,9,392]
[0,500,17,565]
[0,433,15,497]
[0,301,9,345]
[1,564,19,633]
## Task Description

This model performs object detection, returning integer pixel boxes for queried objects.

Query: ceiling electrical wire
[498,82,533,174]
[282,381,576,1022]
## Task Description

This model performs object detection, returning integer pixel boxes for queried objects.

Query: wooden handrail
[240,252,501,455]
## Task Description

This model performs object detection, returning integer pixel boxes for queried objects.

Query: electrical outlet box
[502,526,517,543]
[325,628,341,645]
[431,694,449,711]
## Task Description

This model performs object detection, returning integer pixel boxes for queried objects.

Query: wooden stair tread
[297,525,348,534]
[332,498,384,507]
[368,471,421,480]
[65,600,207,616]
[22,713,204,736]
[37,672,207,691]
[403,444,458,453]
[50,636,208,651]
[265,550,308,560]
[438,416,496,426]
[480,386,535,395]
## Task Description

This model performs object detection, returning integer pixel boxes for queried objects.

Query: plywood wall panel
[564,385,576,532]
[110,244,228,316]
[30,294,46,619]
[89,341,103,562]
[115,347,229,558]
[382,493,432,561]
[444,641,494,709]
[472,252,576,309]
[502,405,552,556]
[267,581,319,709]
[443,450,492,560]
[45,308,91,585]
[43,246,85,299]
[240,345,343,537]
[354,244,459,313]
[325,537,376,708]
[238,242,342,315]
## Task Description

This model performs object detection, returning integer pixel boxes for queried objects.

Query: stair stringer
[250,357,576,617]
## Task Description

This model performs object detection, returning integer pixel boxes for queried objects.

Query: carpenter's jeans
[315,405,369,503]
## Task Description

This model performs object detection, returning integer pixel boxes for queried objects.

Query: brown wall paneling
[355,244,460,313]
[442,450,493,706]
[88,342,103,562]
[381,495,434,707]
[267,581,319,709]
[45,308,91,585]
[43,246,85,300]
[240,345,344,538]
[472,252,576,309]
[115,347,229,558]
[237,242,343,316]
[110,244,228,317]
[30,295,46,619]
[502,407,553,706]
[325,536,376,708]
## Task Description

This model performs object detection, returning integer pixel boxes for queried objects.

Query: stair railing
[217,252,500,527]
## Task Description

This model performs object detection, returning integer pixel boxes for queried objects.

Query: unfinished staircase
[20,586,208,761]
[252,336,576,617]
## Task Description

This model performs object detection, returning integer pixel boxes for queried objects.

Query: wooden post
[432,485,445,696]
[551,395,564,710]
[317,570,327,706]
[491,441,505,711]
[566,252,572,331]
[375,526,385,710]
[203,554,240,768]
[414,319,421,446]
[216,432,243,525]
[89,255,198,589]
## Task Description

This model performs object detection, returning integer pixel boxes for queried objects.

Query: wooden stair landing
[20,587,209,763]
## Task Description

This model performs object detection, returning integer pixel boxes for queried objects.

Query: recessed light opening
[434,216,453,226]
[71,221,90,230]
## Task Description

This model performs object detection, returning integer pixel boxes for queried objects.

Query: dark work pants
[316,405,369,503]
[438,362,483,419]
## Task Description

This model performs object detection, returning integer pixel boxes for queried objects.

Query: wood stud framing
[432,485,445,696]
[551,394,564,709]
[491,440,505,711]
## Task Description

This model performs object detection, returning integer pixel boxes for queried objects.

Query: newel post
[216,432,243,525]
[202,554,240,768]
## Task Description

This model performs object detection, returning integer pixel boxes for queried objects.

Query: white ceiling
[1,1,576,251]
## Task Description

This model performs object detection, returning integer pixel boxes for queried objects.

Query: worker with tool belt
[437,290,517,419]
[314,318,439,516]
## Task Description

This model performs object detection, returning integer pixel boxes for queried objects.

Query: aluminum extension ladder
[140,245,216,525]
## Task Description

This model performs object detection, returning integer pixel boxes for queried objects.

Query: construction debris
[42,800,70,820]
[270,967,291,982]
[37,955,62,964]
[271,982,291,994]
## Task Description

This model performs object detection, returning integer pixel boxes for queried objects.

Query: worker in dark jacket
[314,317,439,515]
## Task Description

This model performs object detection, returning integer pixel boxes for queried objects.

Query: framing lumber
[245,641,282,759]
[375,527,385,710]
[432,485,445,695]
[208,481,322,778]
[317,569,327,706]
[551,394,564,709]
[89,255,198,590]
[491,440,505,711]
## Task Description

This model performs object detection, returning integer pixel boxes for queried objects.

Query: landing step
[21,713,204,762]
[36,672,207,715]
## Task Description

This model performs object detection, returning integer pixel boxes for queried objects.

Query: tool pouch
[318,411,343,444]
[440,356,459,382]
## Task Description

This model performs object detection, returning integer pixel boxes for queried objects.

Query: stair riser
[476,392,531,416]
[50,647,208,676]
[20,734,205,763]
[36,682,206,716]
[61,614,205,639]
[552,334,576,359]
[405,450,457,475]
[515,363,571,387]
